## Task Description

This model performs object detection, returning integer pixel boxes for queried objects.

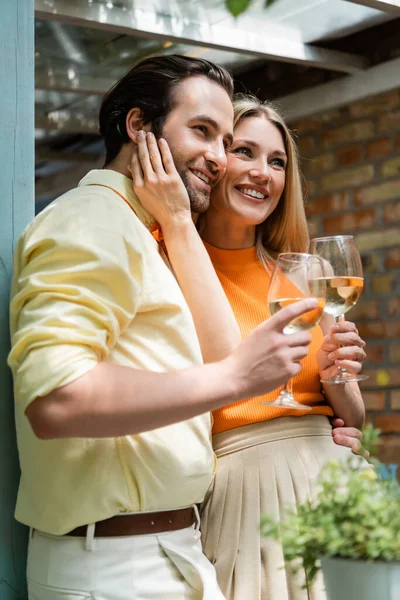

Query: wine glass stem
[283,377,293,397]
[335,314,348,379]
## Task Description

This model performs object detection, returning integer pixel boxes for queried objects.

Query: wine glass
[309,235,368,384]
[264,253,326,410]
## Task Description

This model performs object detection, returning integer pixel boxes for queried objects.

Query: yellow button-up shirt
[8,169,214,535]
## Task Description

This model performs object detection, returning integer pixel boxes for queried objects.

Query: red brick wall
[292,89,400,469]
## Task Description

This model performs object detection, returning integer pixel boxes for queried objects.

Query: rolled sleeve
[9,208,141,411]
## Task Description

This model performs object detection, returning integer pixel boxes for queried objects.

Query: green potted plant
[261,427,400,600]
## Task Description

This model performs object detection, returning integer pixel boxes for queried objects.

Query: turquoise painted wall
[0,1,34,598]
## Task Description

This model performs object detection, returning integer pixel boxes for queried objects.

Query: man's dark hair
[99,54,234,166]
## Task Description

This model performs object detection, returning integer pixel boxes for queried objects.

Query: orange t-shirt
[204,242,334,435]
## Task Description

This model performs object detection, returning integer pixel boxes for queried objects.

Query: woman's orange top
[204,242,334,435]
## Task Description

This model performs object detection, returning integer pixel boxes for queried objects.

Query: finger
[289,345,310,362]
[332,433,369,458]
[136,130,154,179]
[334,359,363,373]
[330,332,366,347]
[131,149,144,187]
[330,417,345,428]
[331,320,358,334]
[270,298,319,332]
[286,331,312,348]
[329,346,367,362]
[146,132,165,175]
[158,138,178,176]
[332,426,362,440]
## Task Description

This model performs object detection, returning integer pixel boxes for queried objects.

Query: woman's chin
[231,204,269,227]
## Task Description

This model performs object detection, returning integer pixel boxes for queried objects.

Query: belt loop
[193,505,201,540]
[85,523,96,552]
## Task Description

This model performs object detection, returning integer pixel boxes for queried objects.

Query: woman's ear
[126,108,151,143]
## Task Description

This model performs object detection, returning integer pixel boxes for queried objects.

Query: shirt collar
[78,169,156,230]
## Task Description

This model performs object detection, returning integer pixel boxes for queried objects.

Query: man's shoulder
[25,182,144,244]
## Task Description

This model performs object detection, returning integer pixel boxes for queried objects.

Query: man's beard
[155,123,217,213]
[177,164,211,214]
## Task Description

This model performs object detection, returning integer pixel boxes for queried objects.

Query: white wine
[313,276,363,317]
[269,297,326,333]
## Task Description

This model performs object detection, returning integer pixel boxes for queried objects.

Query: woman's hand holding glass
[309,235,368,384]
[316,320,367,383]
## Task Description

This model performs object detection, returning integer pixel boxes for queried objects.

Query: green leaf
[226,0,253,18]
[265,0,279,6]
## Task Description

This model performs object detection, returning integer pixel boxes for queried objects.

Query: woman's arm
[317,313,366,428]
[130,131,241,363]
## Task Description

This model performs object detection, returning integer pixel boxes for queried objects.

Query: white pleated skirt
[200,415,359,600]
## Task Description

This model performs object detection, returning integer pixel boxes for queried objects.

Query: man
[9,55,363,599]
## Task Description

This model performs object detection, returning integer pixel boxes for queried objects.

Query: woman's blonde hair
[232,94,309,270]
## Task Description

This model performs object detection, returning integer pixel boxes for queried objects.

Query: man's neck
[104,146,132,179]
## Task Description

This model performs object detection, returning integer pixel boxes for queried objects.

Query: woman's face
[210,116,287,226]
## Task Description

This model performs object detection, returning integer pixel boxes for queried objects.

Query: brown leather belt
[65,507,196,537]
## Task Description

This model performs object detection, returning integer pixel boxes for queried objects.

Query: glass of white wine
[265,253,326,410]
[309,235,368,384]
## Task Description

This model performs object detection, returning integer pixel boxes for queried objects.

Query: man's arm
[26,299,318,439]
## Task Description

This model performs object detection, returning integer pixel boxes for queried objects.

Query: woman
[197,96,367,600]
[131,95,368,600]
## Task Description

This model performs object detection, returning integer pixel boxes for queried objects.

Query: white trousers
[27,525,225,600]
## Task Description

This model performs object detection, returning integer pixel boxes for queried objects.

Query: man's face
[160,76,234,213]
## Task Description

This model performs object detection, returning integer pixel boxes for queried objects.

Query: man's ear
[126,108,151,143]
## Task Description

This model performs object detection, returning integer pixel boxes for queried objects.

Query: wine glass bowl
[264,253,326,410]
[309,235,368,384]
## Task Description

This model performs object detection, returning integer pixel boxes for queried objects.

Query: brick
[323,209,376,234]
[364,344,385,365]
[292,110,343,134]
[306,193,350,216]
[375,414,400,433]
[349,90,400,118]
[371,273,396,294]
[350,299,381,319]
[381,156,400,178]
[361,252,381,273]
[357,320,400,339]
[321,165,374,193]
[385,248,400,269]
[366,137,393,159]
[391,390,400,409]
[378,110,400,134]
[387,297,400,317]
[307,153,335,175]
[306,180,318,197]
[355,180,400,206]
[360,367,400,388]
[297,136,316,156]
[355,228,400,251]
[389,343,400,364]
[383,202,400,224]
[363,391,386,410]
[337,145,363,166]
[322,121,375,148]
[376,436,400,475]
